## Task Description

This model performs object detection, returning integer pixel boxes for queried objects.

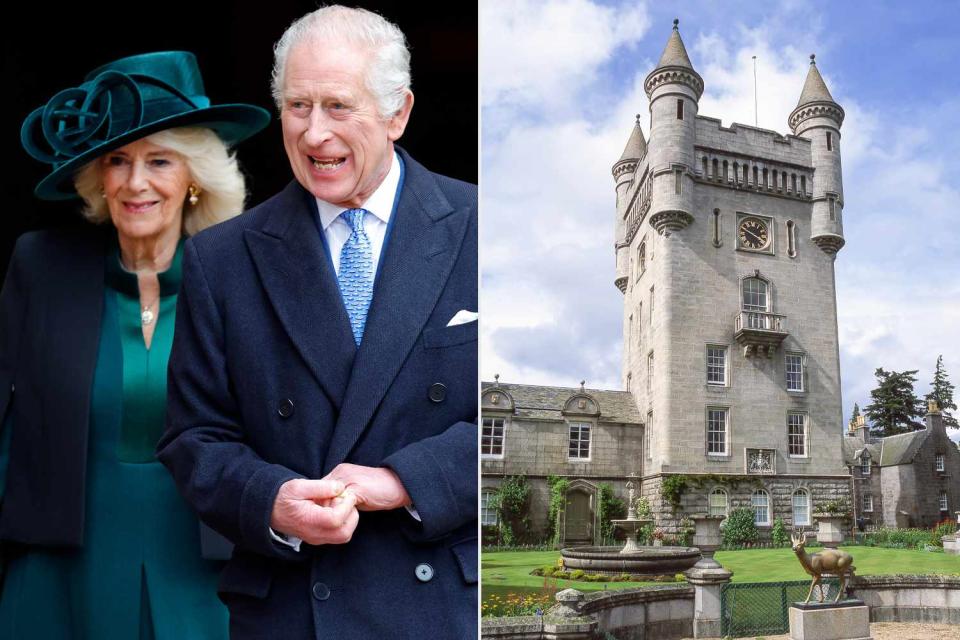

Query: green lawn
[482,546,960,603]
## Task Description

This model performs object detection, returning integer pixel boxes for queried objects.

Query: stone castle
[481,21,956,543]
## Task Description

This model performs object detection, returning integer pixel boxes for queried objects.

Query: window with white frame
[787,413,807,457]
[709,488,728,517]
[481,417,505,458]
[793,489,810,526]
[481,490,498,526]
[706,345,728,386]
[568,422,591,460]
[742,277,768,311]
[785,353,805,392]
[861,456,871,475]
[937,454,945,472]
[752,489,771,526]
[706,407,729,456]
[862,493,873,512]
[940,491,949,512]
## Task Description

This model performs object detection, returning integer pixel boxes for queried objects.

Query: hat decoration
[21,51,271,200]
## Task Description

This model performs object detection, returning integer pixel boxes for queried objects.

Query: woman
[0,51,269,639]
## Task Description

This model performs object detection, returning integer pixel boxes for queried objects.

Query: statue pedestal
[943,535,959,555]
[789,600,871,640]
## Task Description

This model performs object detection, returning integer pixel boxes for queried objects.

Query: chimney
[848,414,869,442]
[926,399,945,434]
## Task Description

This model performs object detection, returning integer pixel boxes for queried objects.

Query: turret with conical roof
[612,115,647,293]
[612,114,647,200]
[789,54,846,254]
[644,18,701,236]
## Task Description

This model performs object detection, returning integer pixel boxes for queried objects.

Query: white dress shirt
[314,151,401,276]
[270,152,418,552]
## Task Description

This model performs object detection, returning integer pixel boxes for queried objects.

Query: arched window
[742,277,769,312]
[753,166,759,186]
[637,242,646,278]
[712,158,719,180]
[709,488,728,517]
[752,489,771,526]
[793,489,810,526]
[481,490,498,526]
[702,156,708,177]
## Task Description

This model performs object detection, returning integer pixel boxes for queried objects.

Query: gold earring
[188,184,201,206]
[99,186,106,199]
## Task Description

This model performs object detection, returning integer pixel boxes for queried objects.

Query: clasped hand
[270,464,411,546]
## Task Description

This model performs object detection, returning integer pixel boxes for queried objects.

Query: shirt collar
[316,151,401,231]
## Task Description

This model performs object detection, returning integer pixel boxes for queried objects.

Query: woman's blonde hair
[73,127,248,236]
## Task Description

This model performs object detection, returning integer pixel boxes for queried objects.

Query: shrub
[597,483,627,544]
[722,508,759,546]
[553,571,570,579]
[540,565,555,577]
[931,519,958,547]
[771,518,790,547]
[863,527,933,549]
[570,569,585,580]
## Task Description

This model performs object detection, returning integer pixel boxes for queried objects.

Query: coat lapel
[323,151,471,471]
[244,182,356,409]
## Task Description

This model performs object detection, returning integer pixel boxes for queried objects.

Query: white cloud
[481,0,649,112]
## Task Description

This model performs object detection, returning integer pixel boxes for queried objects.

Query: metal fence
[720,579,840,638]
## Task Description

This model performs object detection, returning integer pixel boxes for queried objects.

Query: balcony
[734,311,788,357]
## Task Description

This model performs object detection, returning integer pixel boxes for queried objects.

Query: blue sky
[480,0,960,436]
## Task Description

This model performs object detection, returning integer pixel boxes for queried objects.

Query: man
[158,6,477,639]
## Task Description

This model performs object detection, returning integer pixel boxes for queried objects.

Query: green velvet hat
[21,51,271,200]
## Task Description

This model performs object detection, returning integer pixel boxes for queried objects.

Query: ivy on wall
[546,475,569,547]
[493,475,531,546]
[660,473,764,511]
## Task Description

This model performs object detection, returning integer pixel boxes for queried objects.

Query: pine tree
[926,355,958,429]
[864,368,924,436]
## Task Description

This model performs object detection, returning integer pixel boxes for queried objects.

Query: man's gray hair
[271,5,411,119]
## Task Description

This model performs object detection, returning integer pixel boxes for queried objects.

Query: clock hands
[742,228,764,245]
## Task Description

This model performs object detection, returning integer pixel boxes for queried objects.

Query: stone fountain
[560,475,701,575]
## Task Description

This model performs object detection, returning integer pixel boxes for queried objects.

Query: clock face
[739,218,769,249]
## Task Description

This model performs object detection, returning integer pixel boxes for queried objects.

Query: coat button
[312,582,330,600]
[415,563,434,582]
[428,383,446,403]
[278,398,294,418]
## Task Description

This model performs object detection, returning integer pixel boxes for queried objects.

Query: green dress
[0,240,228,640]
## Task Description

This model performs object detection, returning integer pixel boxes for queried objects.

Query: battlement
[695,116,812,166]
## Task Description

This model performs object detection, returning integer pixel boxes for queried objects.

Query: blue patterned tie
[337,208,374,345]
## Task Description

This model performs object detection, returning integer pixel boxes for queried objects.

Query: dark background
[2,1,477,279]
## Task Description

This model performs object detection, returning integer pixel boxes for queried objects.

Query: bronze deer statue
[791,531,855,603]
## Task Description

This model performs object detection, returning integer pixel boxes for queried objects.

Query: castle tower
[789,55,846,254]
[611,22,850,533]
